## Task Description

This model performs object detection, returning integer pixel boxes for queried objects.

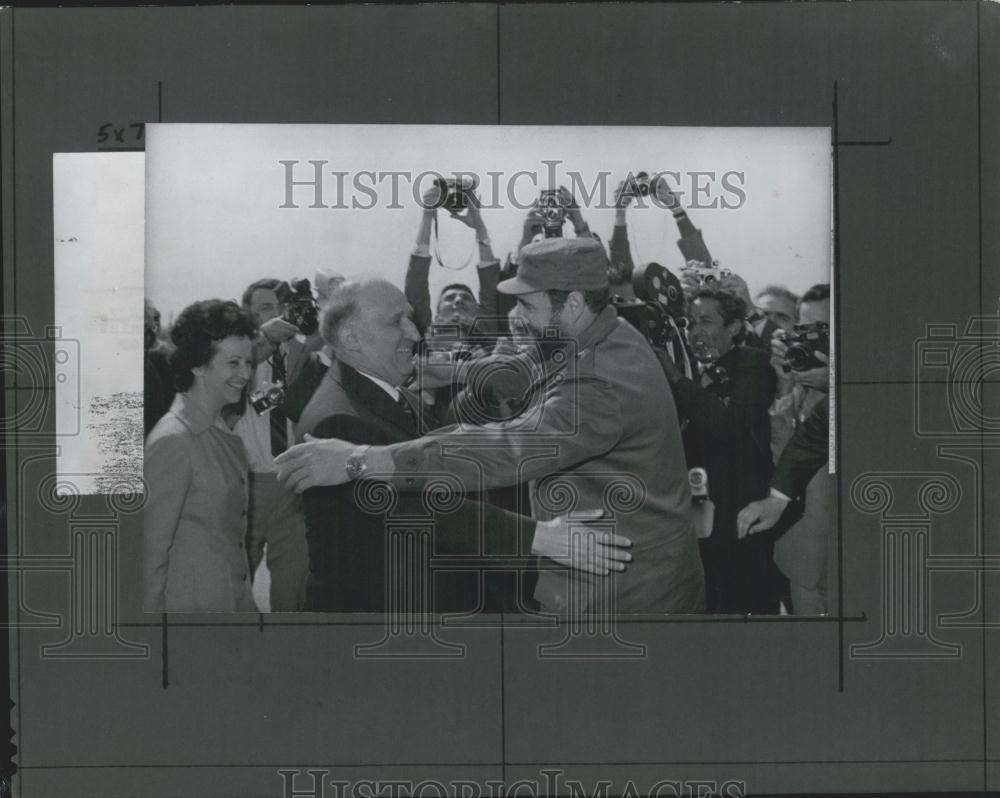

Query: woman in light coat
[143,299,258,612]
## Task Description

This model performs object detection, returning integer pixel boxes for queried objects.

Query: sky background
[146,124,832,324]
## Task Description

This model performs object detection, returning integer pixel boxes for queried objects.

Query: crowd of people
[143,173,832,617]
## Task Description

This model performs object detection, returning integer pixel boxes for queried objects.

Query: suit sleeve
[609,224,634,276]
[476,259,500,327]
[405,252,434,337]
[672,210,713,265]
[143,431,193,612]
[771,397,830,500]
[769,391,798,462]
[385,372,625,494]
[307,414,532,563]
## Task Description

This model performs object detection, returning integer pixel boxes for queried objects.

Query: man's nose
[402,318,421,341]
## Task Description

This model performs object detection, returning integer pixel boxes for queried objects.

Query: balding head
[321,278,421,387]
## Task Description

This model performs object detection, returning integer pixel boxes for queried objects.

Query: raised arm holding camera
[405,179,500,338]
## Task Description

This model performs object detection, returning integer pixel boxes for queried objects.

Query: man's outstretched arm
[275,373,624,495]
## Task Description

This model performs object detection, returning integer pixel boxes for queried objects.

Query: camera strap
[432,214,478,271]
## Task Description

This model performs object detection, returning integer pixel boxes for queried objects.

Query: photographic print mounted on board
[143,123,833,617]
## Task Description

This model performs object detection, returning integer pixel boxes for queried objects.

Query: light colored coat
[144,393,256,613]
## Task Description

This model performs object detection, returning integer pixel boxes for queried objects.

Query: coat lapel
[338,363,417,438]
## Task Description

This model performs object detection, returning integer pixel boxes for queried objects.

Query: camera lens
[785,344,811,371]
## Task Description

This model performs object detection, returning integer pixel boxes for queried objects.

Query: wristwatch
[345,445,371,481]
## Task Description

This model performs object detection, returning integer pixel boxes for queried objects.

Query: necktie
[397,391,418,428]
[269,344,288,455]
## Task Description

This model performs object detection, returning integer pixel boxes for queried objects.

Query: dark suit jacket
[671,344,778,533]
[772,395,830,500]
[297,361,531,613]
[144,345,175,438]
[670,344,778,613]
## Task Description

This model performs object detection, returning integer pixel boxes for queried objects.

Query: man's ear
[338,322,362,352]
[567,290,587,318]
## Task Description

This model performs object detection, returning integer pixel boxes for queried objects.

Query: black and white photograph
[2,4,998,797]
[143,123,832,616]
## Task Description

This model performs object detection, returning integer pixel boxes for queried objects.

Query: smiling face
[191,335,254,413]
[688,296,741,361]
[340,282,421,387]
[510,290,563,339]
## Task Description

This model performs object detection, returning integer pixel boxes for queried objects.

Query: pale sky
[146,124,832,324]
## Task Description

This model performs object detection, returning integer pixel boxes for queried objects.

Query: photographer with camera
[403,180,519,428]
[656,287,778,614]
[406,178,501,339]
[495,186,597,320]
[755,285,800,335]
[611,171,712,283]
[754,282,831,615]
[609,178,695,380]
[228,277,323,611]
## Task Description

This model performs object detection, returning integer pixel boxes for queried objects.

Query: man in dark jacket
[658,287,778,614]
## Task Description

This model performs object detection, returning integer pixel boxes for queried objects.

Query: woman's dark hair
[169,299,256,392]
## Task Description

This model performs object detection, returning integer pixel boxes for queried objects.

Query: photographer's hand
[792,351,830,392]
[259,317,299,345]
[653,176,682,211]
[770,334,794,394]
[451,191,497,264]
[559,185,589,237]
[737,495,790,539]
[517,203,545,256]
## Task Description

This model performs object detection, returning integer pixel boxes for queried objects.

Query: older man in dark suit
[295,278,631,613]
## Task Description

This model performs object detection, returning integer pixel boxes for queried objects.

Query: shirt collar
[574,304,620,356]
[353,369,400,402]
[170,392,231,436]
